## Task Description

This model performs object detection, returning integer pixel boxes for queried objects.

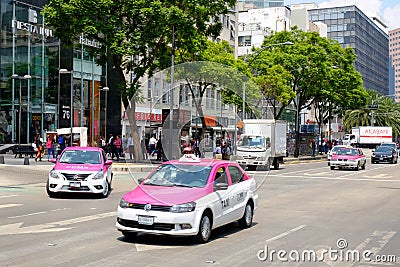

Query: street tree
[247,27,367,157]
[173,40,252,143]
[43,0,236,161]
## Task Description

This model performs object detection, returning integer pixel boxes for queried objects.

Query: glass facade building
[308,6,389,96]
[0,0,120,145]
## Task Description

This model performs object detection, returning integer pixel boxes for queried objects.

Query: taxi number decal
[221,198,230,209]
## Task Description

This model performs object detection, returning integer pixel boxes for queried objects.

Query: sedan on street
[330,147,366,171]
[371,146,398,164]
[116,154,258,243]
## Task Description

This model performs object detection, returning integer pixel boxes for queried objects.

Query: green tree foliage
[173,40,249,141]
[247,27,367,156]
[43,0,236,160]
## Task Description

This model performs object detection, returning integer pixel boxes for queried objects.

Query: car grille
[62,173,91,181]
[128,203,172,212]
[117,218,175,231]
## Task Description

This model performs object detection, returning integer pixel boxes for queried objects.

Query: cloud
[383,5,400,31]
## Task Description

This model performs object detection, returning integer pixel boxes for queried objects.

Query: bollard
[0,155,4,164]
[24,156,30,165]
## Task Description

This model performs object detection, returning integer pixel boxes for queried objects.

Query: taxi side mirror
[214,182,228,191]
[105,160,113,165]
[51,158,57,164]
[138,178,145,184]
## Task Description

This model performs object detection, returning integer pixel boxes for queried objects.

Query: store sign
[79,35,102,49]
[12,20,53,38]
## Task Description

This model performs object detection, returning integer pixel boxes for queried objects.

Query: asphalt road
[0,157,399,266]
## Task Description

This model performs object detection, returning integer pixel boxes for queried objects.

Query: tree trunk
[126,101,143,162]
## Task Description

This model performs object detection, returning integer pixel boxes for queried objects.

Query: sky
[284,0,400,31]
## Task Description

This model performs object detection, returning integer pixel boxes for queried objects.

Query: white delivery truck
[236,119,287,170]
[343,126,392,148]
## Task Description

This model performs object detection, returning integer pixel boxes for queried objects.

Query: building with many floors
[389,28,400,103]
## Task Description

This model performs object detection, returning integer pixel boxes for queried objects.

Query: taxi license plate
[380,157,383,160]
[69,182,81,188]
[138,215,154,225]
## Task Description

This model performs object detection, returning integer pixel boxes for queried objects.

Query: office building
[308,5,389,96]
[389,28,400,102]
[0,0,120,145]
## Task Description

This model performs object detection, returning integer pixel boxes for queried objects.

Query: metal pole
[242,82,246,120]
[70,72,73,146]
[168,26,175,159]
[91,58,95,145]
[105,90,108,138]
[18,80,22,145]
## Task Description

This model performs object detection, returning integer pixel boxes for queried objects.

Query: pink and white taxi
[116,154,258,243]
[330,147,366,171]
[46,147,113,198]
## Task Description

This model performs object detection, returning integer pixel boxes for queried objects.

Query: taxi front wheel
[195,212,212,243]
[238,202,253,228]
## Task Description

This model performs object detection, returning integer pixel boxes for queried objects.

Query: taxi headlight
[49,169,60,179]
[93,170,104,180]
[119,198,130,209]
[170,202,196,213]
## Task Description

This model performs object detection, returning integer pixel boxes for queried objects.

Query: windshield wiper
[172,183,193,188]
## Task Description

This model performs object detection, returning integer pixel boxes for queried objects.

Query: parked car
[330,147,367,171]
[371,146,398,164]
[327,145,348,166]
[46,147,113,198]
[116,154,258,243]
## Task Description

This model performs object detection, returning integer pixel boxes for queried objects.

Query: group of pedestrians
[214,140,232,160]
[32,133,67,161]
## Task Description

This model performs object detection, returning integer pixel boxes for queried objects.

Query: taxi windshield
[143,164,212,188]
[59,150,102,164]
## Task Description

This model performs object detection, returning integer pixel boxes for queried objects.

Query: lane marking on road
[135,244,177,252]
[265,224,307,242]
[213,225,307,265]
[7,207,71,219]
[0,204,23,209]
[317,230,396,267]
[0,211,116,235]
[263,174,400,182]
[0,194,19,199]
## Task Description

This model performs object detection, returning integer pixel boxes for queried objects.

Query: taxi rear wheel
[238,201,253,228]
[195,212,212,243]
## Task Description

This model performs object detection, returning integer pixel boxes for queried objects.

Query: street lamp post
[100,87,109,138]
[11,74,31,145]
[59,69,74,146]
[168,25,175,160]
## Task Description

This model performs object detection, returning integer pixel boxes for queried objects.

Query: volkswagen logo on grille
[73,174,79,180]
[144,204,152,211]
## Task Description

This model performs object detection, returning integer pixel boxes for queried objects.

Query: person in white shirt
[149,135,157,156]
[127,134,134,160]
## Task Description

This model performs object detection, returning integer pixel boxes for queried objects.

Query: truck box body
[236,119,287,170]
[344,126,392,147]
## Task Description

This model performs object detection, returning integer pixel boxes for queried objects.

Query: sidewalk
[0,151,327,172]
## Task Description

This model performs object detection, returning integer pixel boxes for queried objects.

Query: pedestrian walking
[156,138,163,161]
[149,135,157,157]
[127,134,134,160]
[46,135,55,161]
[35,133,43,161]
[122,135,128,157]
[141,132,148,160]
[113,135,122,161]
